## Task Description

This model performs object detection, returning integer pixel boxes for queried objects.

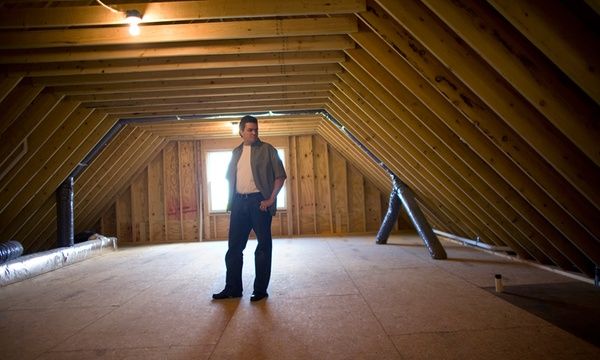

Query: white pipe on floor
[433,229,512,252]
[0,234,117,287]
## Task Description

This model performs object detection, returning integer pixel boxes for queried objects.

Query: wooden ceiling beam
[0,103,87,198]
[359,6,600,236]
[142,118,323,130]
[105,104,326,119]
[0,0,365,28]
[101,98,328,116]
[133,114,323,127]
[68,84,333,102]
[158,119,323,140]
[0,35,355,64]
[0,81,44,135]
[487,0,600,104]
[421,0,600,166]
[85,91,331,110]
[0,16,358,49]
[49,74,338,95]
[0,90,64,172]
[165,129,313,140]
[155,121,321,134]
[31,63,343,86]
[0,99,80,216]
[376,0,600,203]
[0,75,22,102]
[7,51,346,77]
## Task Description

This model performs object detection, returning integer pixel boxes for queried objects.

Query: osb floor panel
[0,233,598,360]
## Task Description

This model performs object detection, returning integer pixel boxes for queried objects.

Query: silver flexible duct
[376,186,401,244]
[393,176,447,260]
[0,235,117,286]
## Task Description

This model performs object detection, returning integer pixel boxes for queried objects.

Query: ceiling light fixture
[125,9,142,36]
[96,1,142,36]
[231,122,239,135]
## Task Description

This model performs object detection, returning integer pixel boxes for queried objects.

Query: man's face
[241,122,258,145]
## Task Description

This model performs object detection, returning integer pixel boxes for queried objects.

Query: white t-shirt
[236,145,260,193]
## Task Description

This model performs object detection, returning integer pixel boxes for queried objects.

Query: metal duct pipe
[320,111,395,175]
[376,186,401,245]
[70,122,124,178]
[322,110,446,260]
[393,176,447,260]
[0,235,117,286]
[56,176,74,248]
[0,240,23,264]
[433,229,513,252]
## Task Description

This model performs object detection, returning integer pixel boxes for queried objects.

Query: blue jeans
[225,192,273,295]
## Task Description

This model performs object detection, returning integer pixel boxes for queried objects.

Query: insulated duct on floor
[0,240,24,264]
[321,110,446,260]
[376,186,401,245]
[0,235,117,287]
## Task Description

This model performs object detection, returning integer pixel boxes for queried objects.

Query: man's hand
[259,198,275,211]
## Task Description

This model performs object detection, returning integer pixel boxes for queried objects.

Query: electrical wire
[95,0,121,14]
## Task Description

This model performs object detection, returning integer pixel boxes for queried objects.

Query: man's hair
[239,115,258,134]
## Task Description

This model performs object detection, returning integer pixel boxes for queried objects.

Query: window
[206,149,287,212]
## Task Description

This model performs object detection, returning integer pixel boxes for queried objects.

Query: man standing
[213,115,286,302]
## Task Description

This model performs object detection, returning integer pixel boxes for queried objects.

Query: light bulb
[125,9,142,36]
[129,23,140,36]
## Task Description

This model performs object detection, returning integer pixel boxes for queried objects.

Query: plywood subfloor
[1,234,598,359]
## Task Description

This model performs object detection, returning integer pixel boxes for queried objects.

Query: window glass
[206,148,286,212]
[207,151,231,212]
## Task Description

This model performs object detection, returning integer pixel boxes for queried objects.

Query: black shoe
[212,290,242,300]
[250,293,268,302]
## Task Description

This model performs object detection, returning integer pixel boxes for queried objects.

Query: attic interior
[0,0,599,358]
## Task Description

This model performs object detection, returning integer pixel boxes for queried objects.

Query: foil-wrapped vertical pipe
[0,240,24,264]
[393,176,447,260]
[376,187,401,245]
[56,176,74,248]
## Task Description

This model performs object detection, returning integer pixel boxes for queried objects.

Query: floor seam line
[324,238,405,358]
